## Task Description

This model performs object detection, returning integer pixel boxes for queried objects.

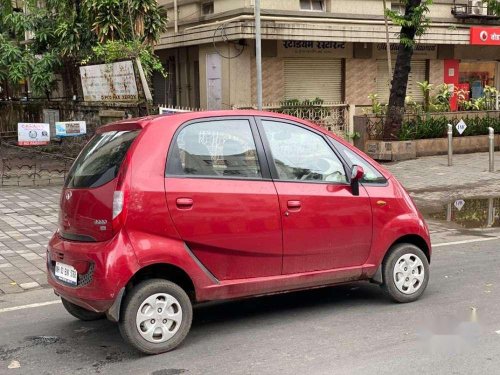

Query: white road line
[0,300,61,314]
[433,237,500,248]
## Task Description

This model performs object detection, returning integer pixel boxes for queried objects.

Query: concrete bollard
[447,124,453,167]
[489,127,494,172]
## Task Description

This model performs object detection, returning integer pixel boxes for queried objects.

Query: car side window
[261,120,347,183]
[329,138,387,184]
[167,119,262,178]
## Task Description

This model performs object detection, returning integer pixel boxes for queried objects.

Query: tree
[0,0,167,100]
[383,0,433,140]
[483,0,500,15]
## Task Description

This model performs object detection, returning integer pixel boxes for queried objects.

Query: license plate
[55,262,78,285]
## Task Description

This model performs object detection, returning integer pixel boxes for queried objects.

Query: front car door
[257,118,373,274]
[165,117,282,281]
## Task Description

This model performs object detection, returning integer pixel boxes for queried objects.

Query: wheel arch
[107,263,196,322]
[370,234,431,285]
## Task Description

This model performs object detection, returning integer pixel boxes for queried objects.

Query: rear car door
[164,117,282,281]
[257,118,373,274]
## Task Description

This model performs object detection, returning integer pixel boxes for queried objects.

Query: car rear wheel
[61,298,105,321]
[119,279,193,354]
[381,243,429,303]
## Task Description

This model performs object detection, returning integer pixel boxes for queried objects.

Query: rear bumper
[47,230,139,313]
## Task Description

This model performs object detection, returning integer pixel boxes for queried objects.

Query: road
[1,233,500,375]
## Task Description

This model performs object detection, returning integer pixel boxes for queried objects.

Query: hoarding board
[18,123,50,146]
[80,61,138,102]
[55,121,87,137]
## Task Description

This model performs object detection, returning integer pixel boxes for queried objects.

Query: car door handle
[176,198,193,209]
[287,200,302,209]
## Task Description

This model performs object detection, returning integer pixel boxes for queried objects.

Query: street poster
[17,123,51,146]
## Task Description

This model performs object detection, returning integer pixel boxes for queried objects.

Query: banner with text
[55,121,87,137]
[18,123,50,146]
[80,61,139,102]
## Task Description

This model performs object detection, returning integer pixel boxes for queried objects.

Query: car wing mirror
[350,165,364,196]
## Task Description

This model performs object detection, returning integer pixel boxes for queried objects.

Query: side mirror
[350,165,364,196]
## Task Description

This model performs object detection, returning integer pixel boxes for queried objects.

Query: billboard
[470,27,500,46]
[80,61,139,102]
[18,123,50,146]
[55,121,87,137]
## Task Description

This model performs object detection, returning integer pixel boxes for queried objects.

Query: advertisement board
[18,123,50,146]
[80,61,139,102]
[55,121,87,137]
[470,27,500,46]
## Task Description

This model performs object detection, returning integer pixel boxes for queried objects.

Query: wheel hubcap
[393,254,425,295]
[136,293,183,343]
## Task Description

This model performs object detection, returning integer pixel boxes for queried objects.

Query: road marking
[433,237,500,248]
[0,300,61,314]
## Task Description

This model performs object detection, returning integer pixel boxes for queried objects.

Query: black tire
[381,243,430,303]
[61,298,105,321]
[119,279,193,355]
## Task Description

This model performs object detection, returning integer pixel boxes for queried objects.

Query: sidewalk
[0,151,498,295]
[0,187,60,294]
[385,151,500,204]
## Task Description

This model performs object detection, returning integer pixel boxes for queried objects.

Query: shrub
[399,114,500,141]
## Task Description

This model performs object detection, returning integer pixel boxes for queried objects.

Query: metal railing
[237,102,352,140]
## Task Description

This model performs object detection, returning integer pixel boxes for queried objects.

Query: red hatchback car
[47,110,431,354]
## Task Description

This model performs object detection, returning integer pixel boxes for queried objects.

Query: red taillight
[112,153,131,233]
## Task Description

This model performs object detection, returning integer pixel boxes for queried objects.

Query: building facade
[153,0,500,110]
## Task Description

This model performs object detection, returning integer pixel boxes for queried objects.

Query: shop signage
[470,27,500,46]
[80,61,139,102]
[374,43,437,59]
[277,40,352,58]
[55,121,87,137]
[17,123,50,146]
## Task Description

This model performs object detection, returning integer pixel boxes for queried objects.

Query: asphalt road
[1,238,500,375]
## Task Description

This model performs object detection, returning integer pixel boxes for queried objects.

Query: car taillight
[112,191,124,219]
[112,153,131,233]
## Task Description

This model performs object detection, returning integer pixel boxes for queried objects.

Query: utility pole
[255,0,263,110]
[382,0,392,89]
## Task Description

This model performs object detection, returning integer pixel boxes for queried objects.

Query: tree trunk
[383,0,422,140]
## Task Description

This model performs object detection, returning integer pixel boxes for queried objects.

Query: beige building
[153,0,500,110]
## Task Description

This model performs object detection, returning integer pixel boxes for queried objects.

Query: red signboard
[470,27,500,46]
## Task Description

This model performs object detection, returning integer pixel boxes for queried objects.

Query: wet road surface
[1,237,500,375]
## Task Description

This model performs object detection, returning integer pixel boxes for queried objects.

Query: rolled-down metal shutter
[284,59,342,102]
[376,60,427,103]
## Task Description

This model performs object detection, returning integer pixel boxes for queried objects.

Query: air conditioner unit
[468,0,488,16]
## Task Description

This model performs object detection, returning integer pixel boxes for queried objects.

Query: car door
[257,118,373,275]
[164,117,282,281]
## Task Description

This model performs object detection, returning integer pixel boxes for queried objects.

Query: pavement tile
[19,281,40,290]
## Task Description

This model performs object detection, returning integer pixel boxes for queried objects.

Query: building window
[300,0,325,11]
[390,2,405,15]
[201,1,214,15]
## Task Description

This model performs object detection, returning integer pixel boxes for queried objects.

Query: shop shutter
[376,60,427,103]
[284,59,342,102]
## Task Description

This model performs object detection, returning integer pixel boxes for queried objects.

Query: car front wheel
[119,279,193,354]
[381,243,430,303]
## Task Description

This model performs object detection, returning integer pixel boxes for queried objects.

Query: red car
[47,111,431,354]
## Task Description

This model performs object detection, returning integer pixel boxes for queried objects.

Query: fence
[237,102,353,140]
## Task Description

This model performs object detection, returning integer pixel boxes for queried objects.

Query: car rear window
[65,130,139,188]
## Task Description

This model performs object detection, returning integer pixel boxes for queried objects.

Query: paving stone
[19,281,40,290]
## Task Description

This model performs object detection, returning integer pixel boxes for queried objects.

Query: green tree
[0,0,167,100]
[383,0,433,140]
[483,0,500,15]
